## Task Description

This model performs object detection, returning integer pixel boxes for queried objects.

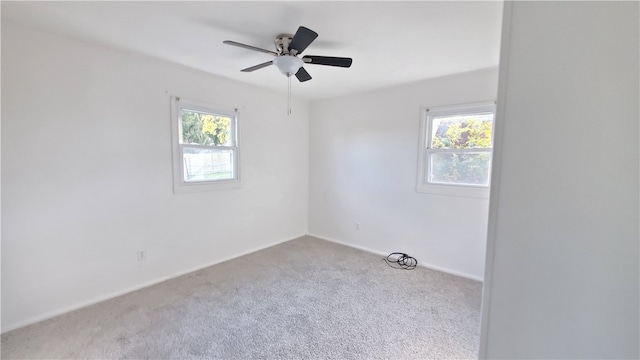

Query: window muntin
[171,97,240,193]
[417,102,495,197]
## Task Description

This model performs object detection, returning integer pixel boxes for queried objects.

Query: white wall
[481,2,639,358]
[1,21,309,332]
[308,68,499,280]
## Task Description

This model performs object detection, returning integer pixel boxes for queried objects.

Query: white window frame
[171,96,241,194]
[416,101,495,198]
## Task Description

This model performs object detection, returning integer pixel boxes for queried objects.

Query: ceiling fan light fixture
[273,55,304,76]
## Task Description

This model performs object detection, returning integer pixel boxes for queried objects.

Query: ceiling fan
[223,26,353,82]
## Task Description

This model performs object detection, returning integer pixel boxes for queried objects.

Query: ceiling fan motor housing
[275,33,294,54]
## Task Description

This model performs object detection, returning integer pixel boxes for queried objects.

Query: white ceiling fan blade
[241,60,274,72]
[223,40,278,56]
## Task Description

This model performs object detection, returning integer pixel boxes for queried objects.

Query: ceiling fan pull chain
[288,75,292,115]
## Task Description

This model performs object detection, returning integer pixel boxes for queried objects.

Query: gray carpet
[1,236,483,359]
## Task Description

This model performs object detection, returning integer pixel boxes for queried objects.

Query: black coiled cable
[384,252,417,270]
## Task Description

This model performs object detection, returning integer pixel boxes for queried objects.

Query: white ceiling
[1,1,503,100]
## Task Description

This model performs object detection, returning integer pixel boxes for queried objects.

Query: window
[171,97,240,193]
[417,101,495,198]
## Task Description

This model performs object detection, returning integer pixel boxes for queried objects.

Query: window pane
[182,147,234,182]
[180,109,233,146]
[428,152,491,186]
[430,113,493,149]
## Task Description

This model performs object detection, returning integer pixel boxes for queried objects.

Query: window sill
[416,183,489,199]
[173,179,242,194]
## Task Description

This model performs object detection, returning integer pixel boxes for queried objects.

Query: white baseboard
[4,233,482,333]
[308,233,484,282]
[2,234,304,334]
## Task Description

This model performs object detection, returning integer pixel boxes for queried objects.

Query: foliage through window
[417,102,495,197]
[171,97,240,193]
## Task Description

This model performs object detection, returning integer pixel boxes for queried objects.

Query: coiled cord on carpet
[384,252,417,270]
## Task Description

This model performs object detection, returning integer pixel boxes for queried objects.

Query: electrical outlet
[356,222,360,231]
[137,250,145,261]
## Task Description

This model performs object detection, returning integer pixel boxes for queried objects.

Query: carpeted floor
[1,236,483,359]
